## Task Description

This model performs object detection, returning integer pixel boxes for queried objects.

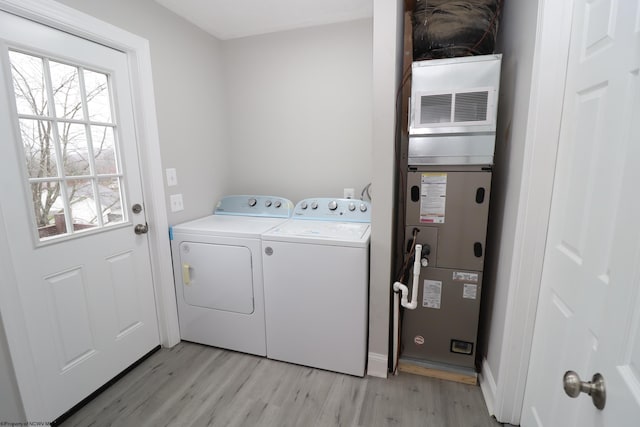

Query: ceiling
[153,0,373,40]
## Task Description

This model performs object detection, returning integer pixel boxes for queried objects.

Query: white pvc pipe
[392,244,423,310]
[392,244,425,373]
[393,290,399,372]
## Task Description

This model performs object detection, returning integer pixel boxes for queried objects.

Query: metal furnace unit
[397,54,502,373]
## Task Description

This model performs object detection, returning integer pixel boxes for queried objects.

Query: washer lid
[262,220,371,246]
[172,215,288,238]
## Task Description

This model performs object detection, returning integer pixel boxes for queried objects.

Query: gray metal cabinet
[401,266,483,369]
[405,168,491,272]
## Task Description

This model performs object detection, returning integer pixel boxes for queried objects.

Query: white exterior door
[522,0,640,425]
[0,11,160,421]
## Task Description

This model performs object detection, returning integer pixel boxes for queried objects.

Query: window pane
[66,179,99,231]
[19,119,58,178]
[9,51,49,116]
[11,53,126,243]
[84,70,112,123]
[90,126,118,174]
[58,122,90,176]
[49,61,84,120]
[98,178,124,226]
[31,181,67,238]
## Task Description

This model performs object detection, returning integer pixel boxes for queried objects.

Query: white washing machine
[261,198,371,376]
[170,195,293,356]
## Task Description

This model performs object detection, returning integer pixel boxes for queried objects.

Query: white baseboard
[479,357,497,417]
[367,352,388,378]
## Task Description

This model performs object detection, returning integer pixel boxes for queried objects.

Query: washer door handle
[182,263,191,285]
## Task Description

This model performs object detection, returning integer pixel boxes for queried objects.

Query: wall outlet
[344,188,355,199]
[165,168,178,187]
[170,194,184,212]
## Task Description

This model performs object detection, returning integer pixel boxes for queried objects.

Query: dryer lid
[172,215,288,238]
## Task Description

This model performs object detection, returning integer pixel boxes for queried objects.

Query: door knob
[563,370,606,410]
[134,223,149,234]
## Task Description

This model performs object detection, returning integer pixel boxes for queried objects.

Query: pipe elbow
[392,281,404,292]
[393,282,410,306]
[405,301,418,310]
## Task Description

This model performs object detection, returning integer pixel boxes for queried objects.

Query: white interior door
[0,11,160,421]
[522,0,640,425]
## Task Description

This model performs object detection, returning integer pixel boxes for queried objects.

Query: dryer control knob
[348,202,356,211]
[328,200,338,211]
[300,201,308,210]
[311,201,318,210]
[265,200,272,207]
[248,198,257,207]
[359,203,368,212]
[274,200,282,208]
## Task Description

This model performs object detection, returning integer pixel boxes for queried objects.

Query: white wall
[56,0,230,225]
[222,19,373,203]
[479,0,540,421]
[367,0,404,377]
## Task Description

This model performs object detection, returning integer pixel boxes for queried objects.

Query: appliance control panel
[293,198,371,222]
[214,195,294,218]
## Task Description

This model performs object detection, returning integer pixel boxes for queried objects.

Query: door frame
[0,0,179,420]
[478,0,575,424]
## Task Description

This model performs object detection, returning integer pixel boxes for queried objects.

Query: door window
[8,50,126,242]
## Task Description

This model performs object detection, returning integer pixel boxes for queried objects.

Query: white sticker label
[463,283,478,300]
[422,279,442,309]
[453,271,479,283]
[414,335,425,345]
[419,173,447,224]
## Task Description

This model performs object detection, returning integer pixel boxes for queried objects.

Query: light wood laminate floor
[60,342,504,427]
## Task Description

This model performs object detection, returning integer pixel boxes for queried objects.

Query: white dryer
[170,195,293,356]
[261,198,371,376]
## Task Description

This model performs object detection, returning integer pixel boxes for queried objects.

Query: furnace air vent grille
[454,91,489,122]
[415,88,493,128]
[420,93,452,124]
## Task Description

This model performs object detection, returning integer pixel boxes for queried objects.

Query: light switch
[166,168,178,187]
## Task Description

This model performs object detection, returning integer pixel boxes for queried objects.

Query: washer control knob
[348,202,356,211]
[265,200,272,207]
[328,200,338,211]
[359,203,368,212]
[300,201,308,210]
[274,200,282,208]
[311,201,319,210]
[248,198,257,207]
